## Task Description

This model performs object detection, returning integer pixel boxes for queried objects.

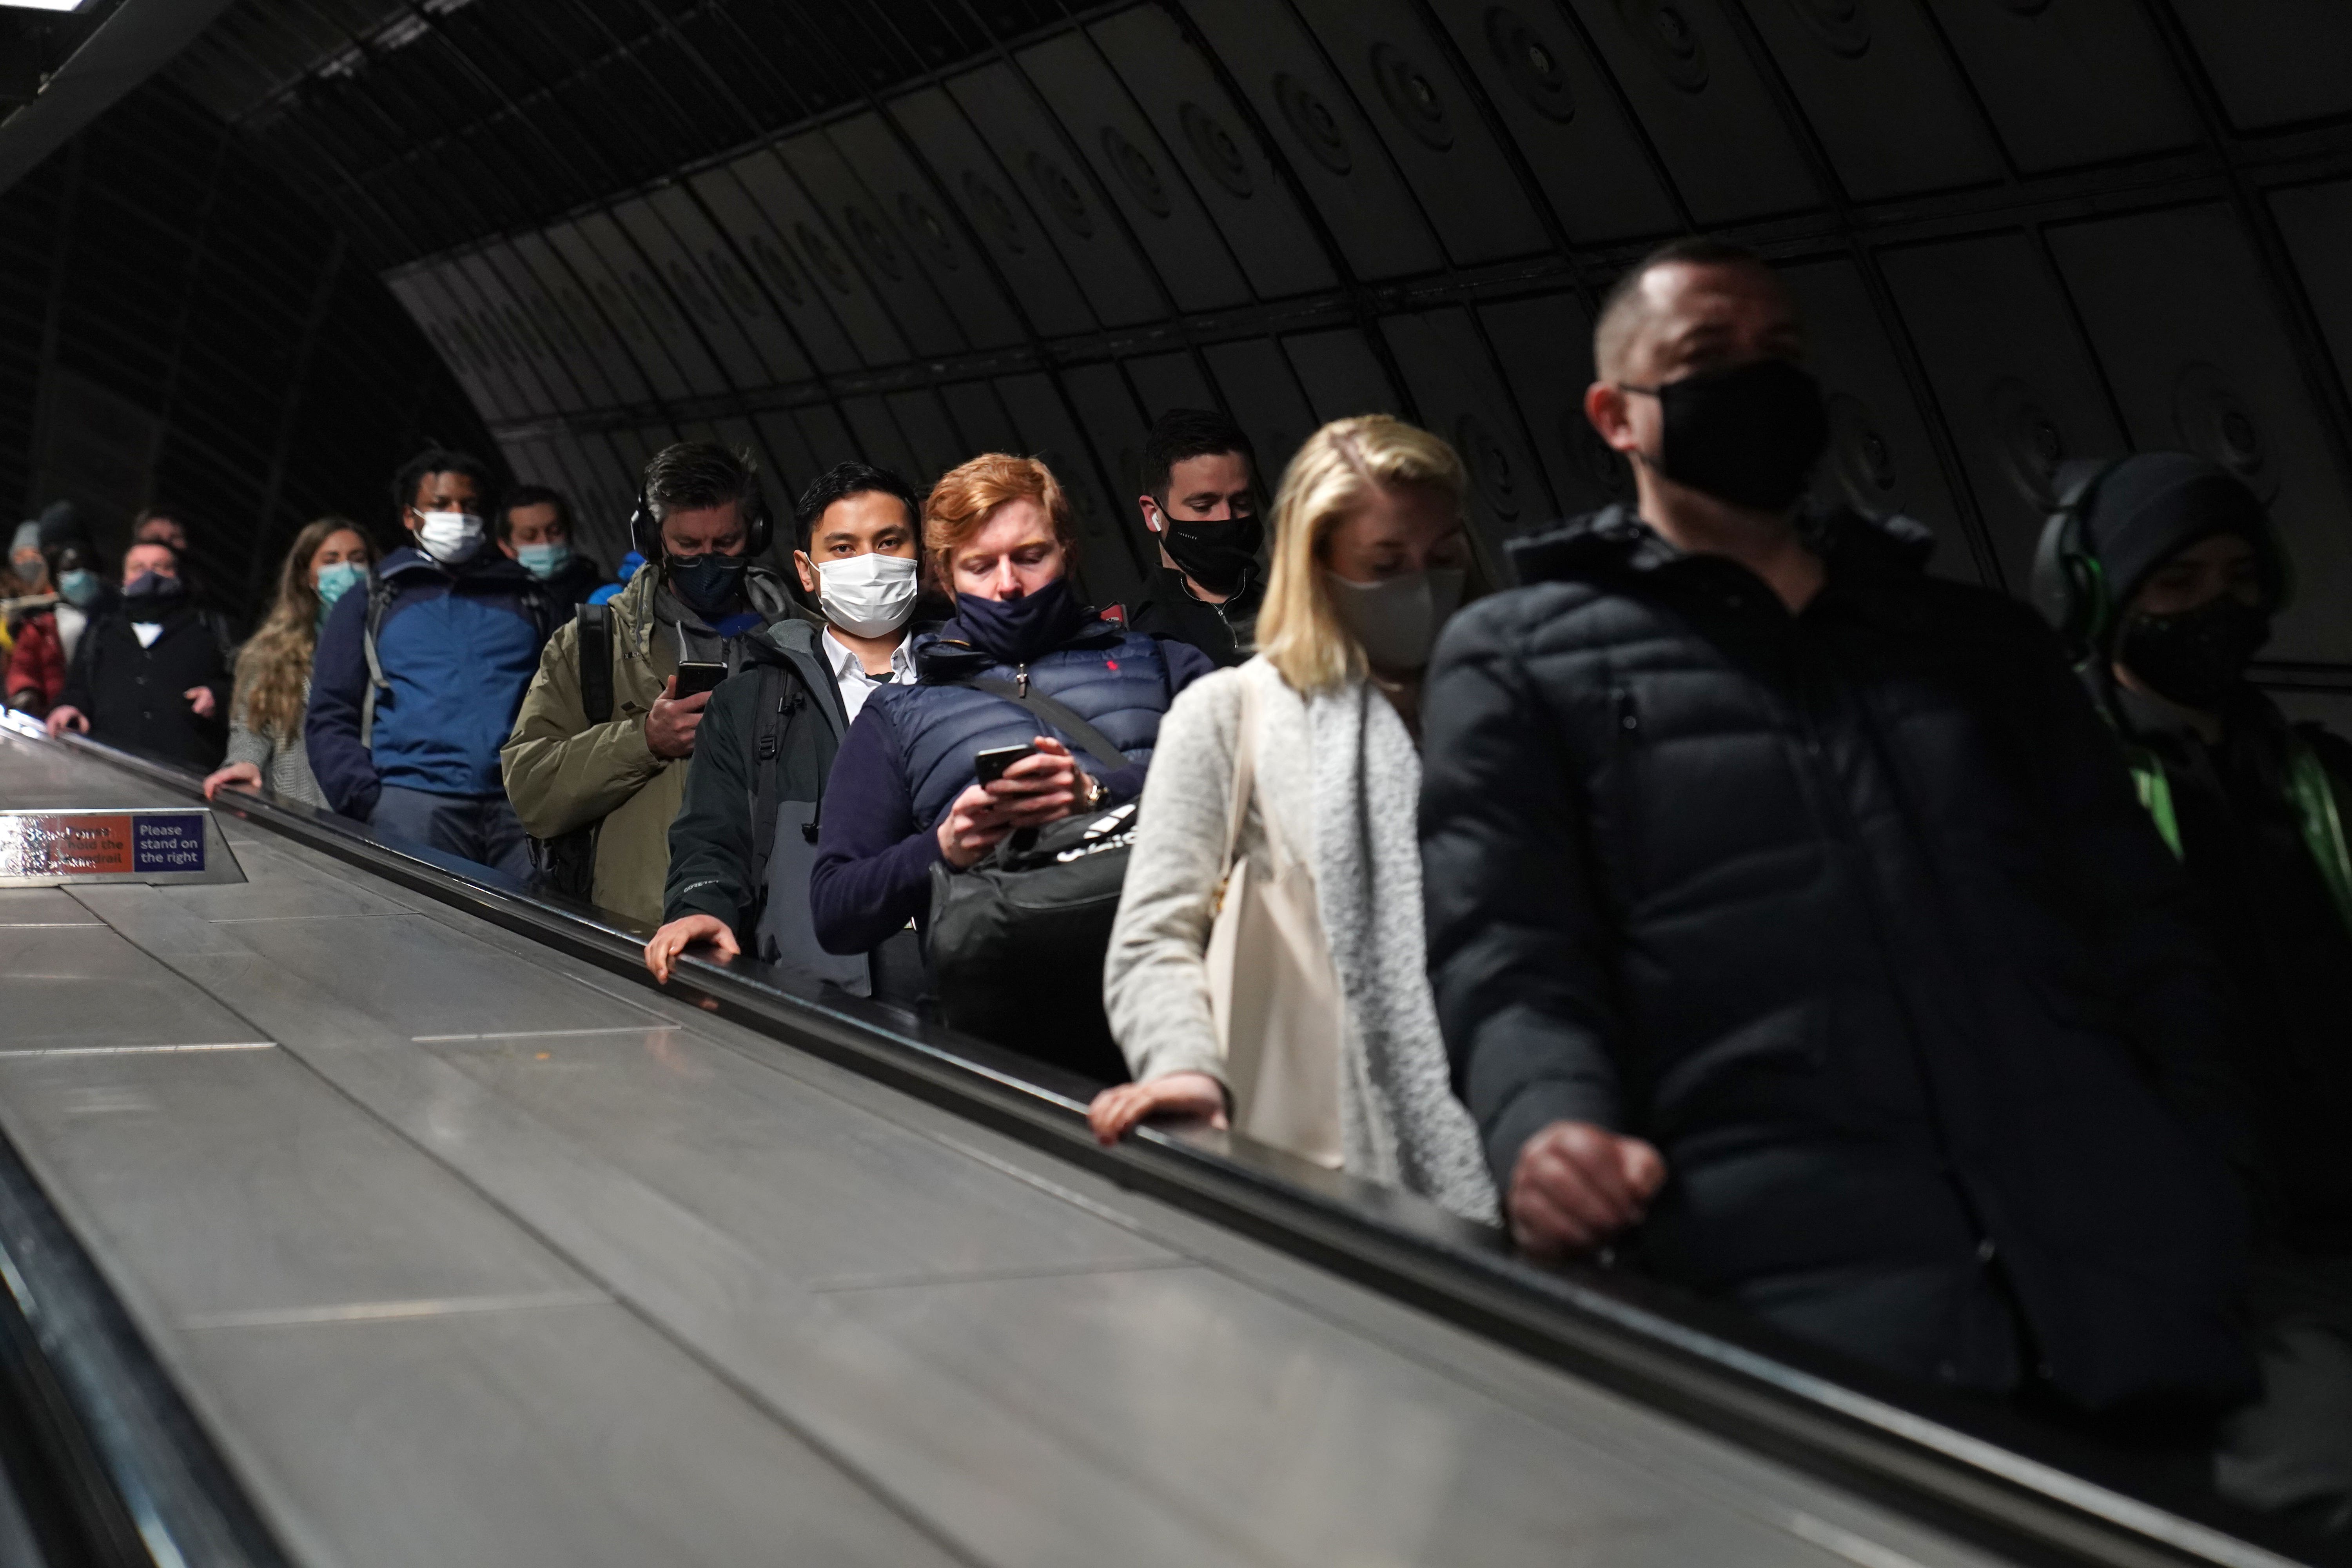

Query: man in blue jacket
[308,448,552,878]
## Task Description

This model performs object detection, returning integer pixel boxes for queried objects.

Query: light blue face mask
[56,568,101,609]
[515,541,573,581]
[315,561,364,626]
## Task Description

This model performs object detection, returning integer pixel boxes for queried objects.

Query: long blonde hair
[1256,414,1471,695]
[234,517,374,739]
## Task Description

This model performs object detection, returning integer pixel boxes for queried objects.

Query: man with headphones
[501,441,798,924]
[2035,452,2352,1531]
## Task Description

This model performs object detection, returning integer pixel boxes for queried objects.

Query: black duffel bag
[926,682,1140,1083]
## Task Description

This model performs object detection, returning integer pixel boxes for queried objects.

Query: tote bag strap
[1214,675,1259,909]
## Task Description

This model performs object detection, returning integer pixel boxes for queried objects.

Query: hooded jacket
[1420,503,2255,1414]
[57,603,234,768]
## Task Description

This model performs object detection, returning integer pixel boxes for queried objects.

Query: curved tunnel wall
[189,0,2352,705]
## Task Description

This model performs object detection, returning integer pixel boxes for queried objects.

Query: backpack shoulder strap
[748,662,801,892]
[575,601,613,725]
[358,567,397,749]
[955,676,1131,774]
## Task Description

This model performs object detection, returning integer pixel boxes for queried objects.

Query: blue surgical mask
[952,575,1089,666]
[316,561,364,625]
[515,541,573,580]
[56,568,101,608]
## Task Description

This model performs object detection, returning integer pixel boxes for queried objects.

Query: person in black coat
[1124,407,1266,667]
[1419,238,2255,1423]
[46,540,232,768]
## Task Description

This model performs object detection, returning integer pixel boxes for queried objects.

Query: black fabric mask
[122,572,187,615]
[2118,595,2271,712]
[666,553,748,619]
[1159,512,1262,596]
[1632,358,1829,512]
[953,575,1091,666]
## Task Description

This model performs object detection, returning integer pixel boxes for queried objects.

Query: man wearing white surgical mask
[308,448,555,879]
[645,462,933,996]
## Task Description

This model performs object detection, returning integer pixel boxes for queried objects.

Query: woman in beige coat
[1094,415,1497,1222]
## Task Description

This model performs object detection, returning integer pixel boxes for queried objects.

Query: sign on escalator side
[0,809,246,886]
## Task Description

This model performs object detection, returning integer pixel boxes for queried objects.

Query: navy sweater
[809,628,1213,954]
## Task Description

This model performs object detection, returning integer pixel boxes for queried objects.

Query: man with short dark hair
[1422,238,2256,1421]
[45,540,232,767]
[497,483,605,612]
[644,460,929,992]
[132,508,189,555]
[309,448,552,878]
[1127,407,1263,667]
[502,442,796,924]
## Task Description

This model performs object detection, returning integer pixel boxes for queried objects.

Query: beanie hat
[34,499,84,550]
[9,521,38,557]
[2077,453,2281,639]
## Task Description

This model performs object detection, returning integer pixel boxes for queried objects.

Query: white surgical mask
[1323,568,1466,673]
[816,551,919,639]
[413,510,486,565]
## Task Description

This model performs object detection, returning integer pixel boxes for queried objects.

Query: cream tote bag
[1203,675,1345,1169]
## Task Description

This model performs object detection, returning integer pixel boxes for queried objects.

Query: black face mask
[666,553,748,619]
[122,571,187,615]
[2117,595,2270,713]
[1158,512,1262,596]
[1628,357,1829,512]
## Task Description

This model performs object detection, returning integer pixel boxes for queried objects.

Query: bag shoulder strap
[575,601,613,725]
[748,662,799,893]
[1212,674,1261,914]
[956,675,1130,774]
[358,566,396,748]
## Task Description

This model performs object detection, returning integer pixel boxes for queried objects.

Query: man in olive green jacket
[501,442,796,925]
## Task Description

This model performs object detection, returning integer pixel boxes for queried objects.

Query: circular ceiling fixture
[898,194,960,269]
[1028,150,1096,238]
[845,205,903,280]
[1615,0,1709,93]
[1275,72,1352,174]
[1457,413,1522,519]
[1826,392,1899,508]
[1987,376,2068,506]
[1784,0,1871,59]
[795,222,853,293]
[963,169,1028,254]
[2173,361,2276,499]
[1372,43,1454,151]
[1486,7,1577,123]
[1101,126,1173,217]
[1180,101,1254,198]
[748,233,804,307]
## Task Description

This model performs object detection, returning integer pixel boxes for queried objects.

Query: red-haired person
[805,455,1215,1045]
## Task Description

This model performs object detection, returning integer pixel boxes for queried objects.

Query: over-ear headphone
[2029,458,2126,656]
[629,477,773,562]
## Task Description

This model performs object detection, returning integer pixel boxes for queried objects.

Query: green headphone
[2029,459,2128,656]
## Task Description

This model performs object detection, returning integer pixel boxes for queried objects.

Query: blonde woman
[1093,415,1498,1222]
[202,518,373,807]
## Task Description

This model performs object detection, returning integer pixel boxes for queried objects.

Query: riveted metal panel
[791,403,861,478]
[2168,0,2352,132]
[474,244,597,414]
[2274,179,2352,408]
[610,196,750,397]
[939,380,1026,456]
[948,63,1167,328]
[886,390,970,489]
[1477,291,1634,518]
[690,162,864,377]
[1423,0,1681,243]
[891,86,1095,338]
[1123,352,1223,426]
[1289,0,1550,265]
[2047,205,2352,663]
[1062,361,1154,549]
[1090,6,1338,301]
[841,395,927,488]
[1283,328,1404,423]
[726,150,914,369]
[993,372,1148,605]
[454,251,581,418]
[1776,259,1971,576]
[1016,31,1251,314]
[1381,309,1555,560]
[1920,0,2196,172]
[646,184,815,387]
[1559,0,1819,223]
[1203,339,1320,491]
[550,216,695,406]
[754,410,824,499]
[825,113,1027,350]
[778,129,966,358]
[388,269,507,425]
[1735,0,2004,201]
[511,229,649,407]
[411,262,534,425]
[1878,232,2126,590]
[1182,0,1445,281]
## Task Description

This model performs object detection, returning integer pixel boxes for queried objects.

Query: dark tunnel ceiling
[168,0,2352,685]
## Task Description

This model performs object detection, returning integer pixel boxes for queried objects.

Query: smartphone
[673,661,728,700]
[973,742,1036,786]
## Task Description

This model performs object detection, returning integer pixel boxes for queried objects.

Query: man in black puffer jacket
[1420,237,2255,1421]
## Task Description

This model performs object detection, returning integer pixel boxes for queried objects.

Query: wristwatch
[1081,774,1111,812]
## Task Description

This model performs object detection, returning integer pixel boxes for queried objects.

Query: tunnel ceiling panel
[147,0,2352,691]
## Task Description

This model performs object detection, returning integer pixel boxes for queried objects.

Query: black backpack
[924,679,1140,1083]
[526,601,611,900]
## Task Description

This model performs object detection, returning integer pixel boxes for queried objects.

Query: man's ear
[793,550,818,595]
[1137,497,1163,534]
[1584,381,1640,457]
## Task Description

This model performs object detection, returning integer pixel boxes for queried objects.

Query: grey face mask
[1322,568,1467,673]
